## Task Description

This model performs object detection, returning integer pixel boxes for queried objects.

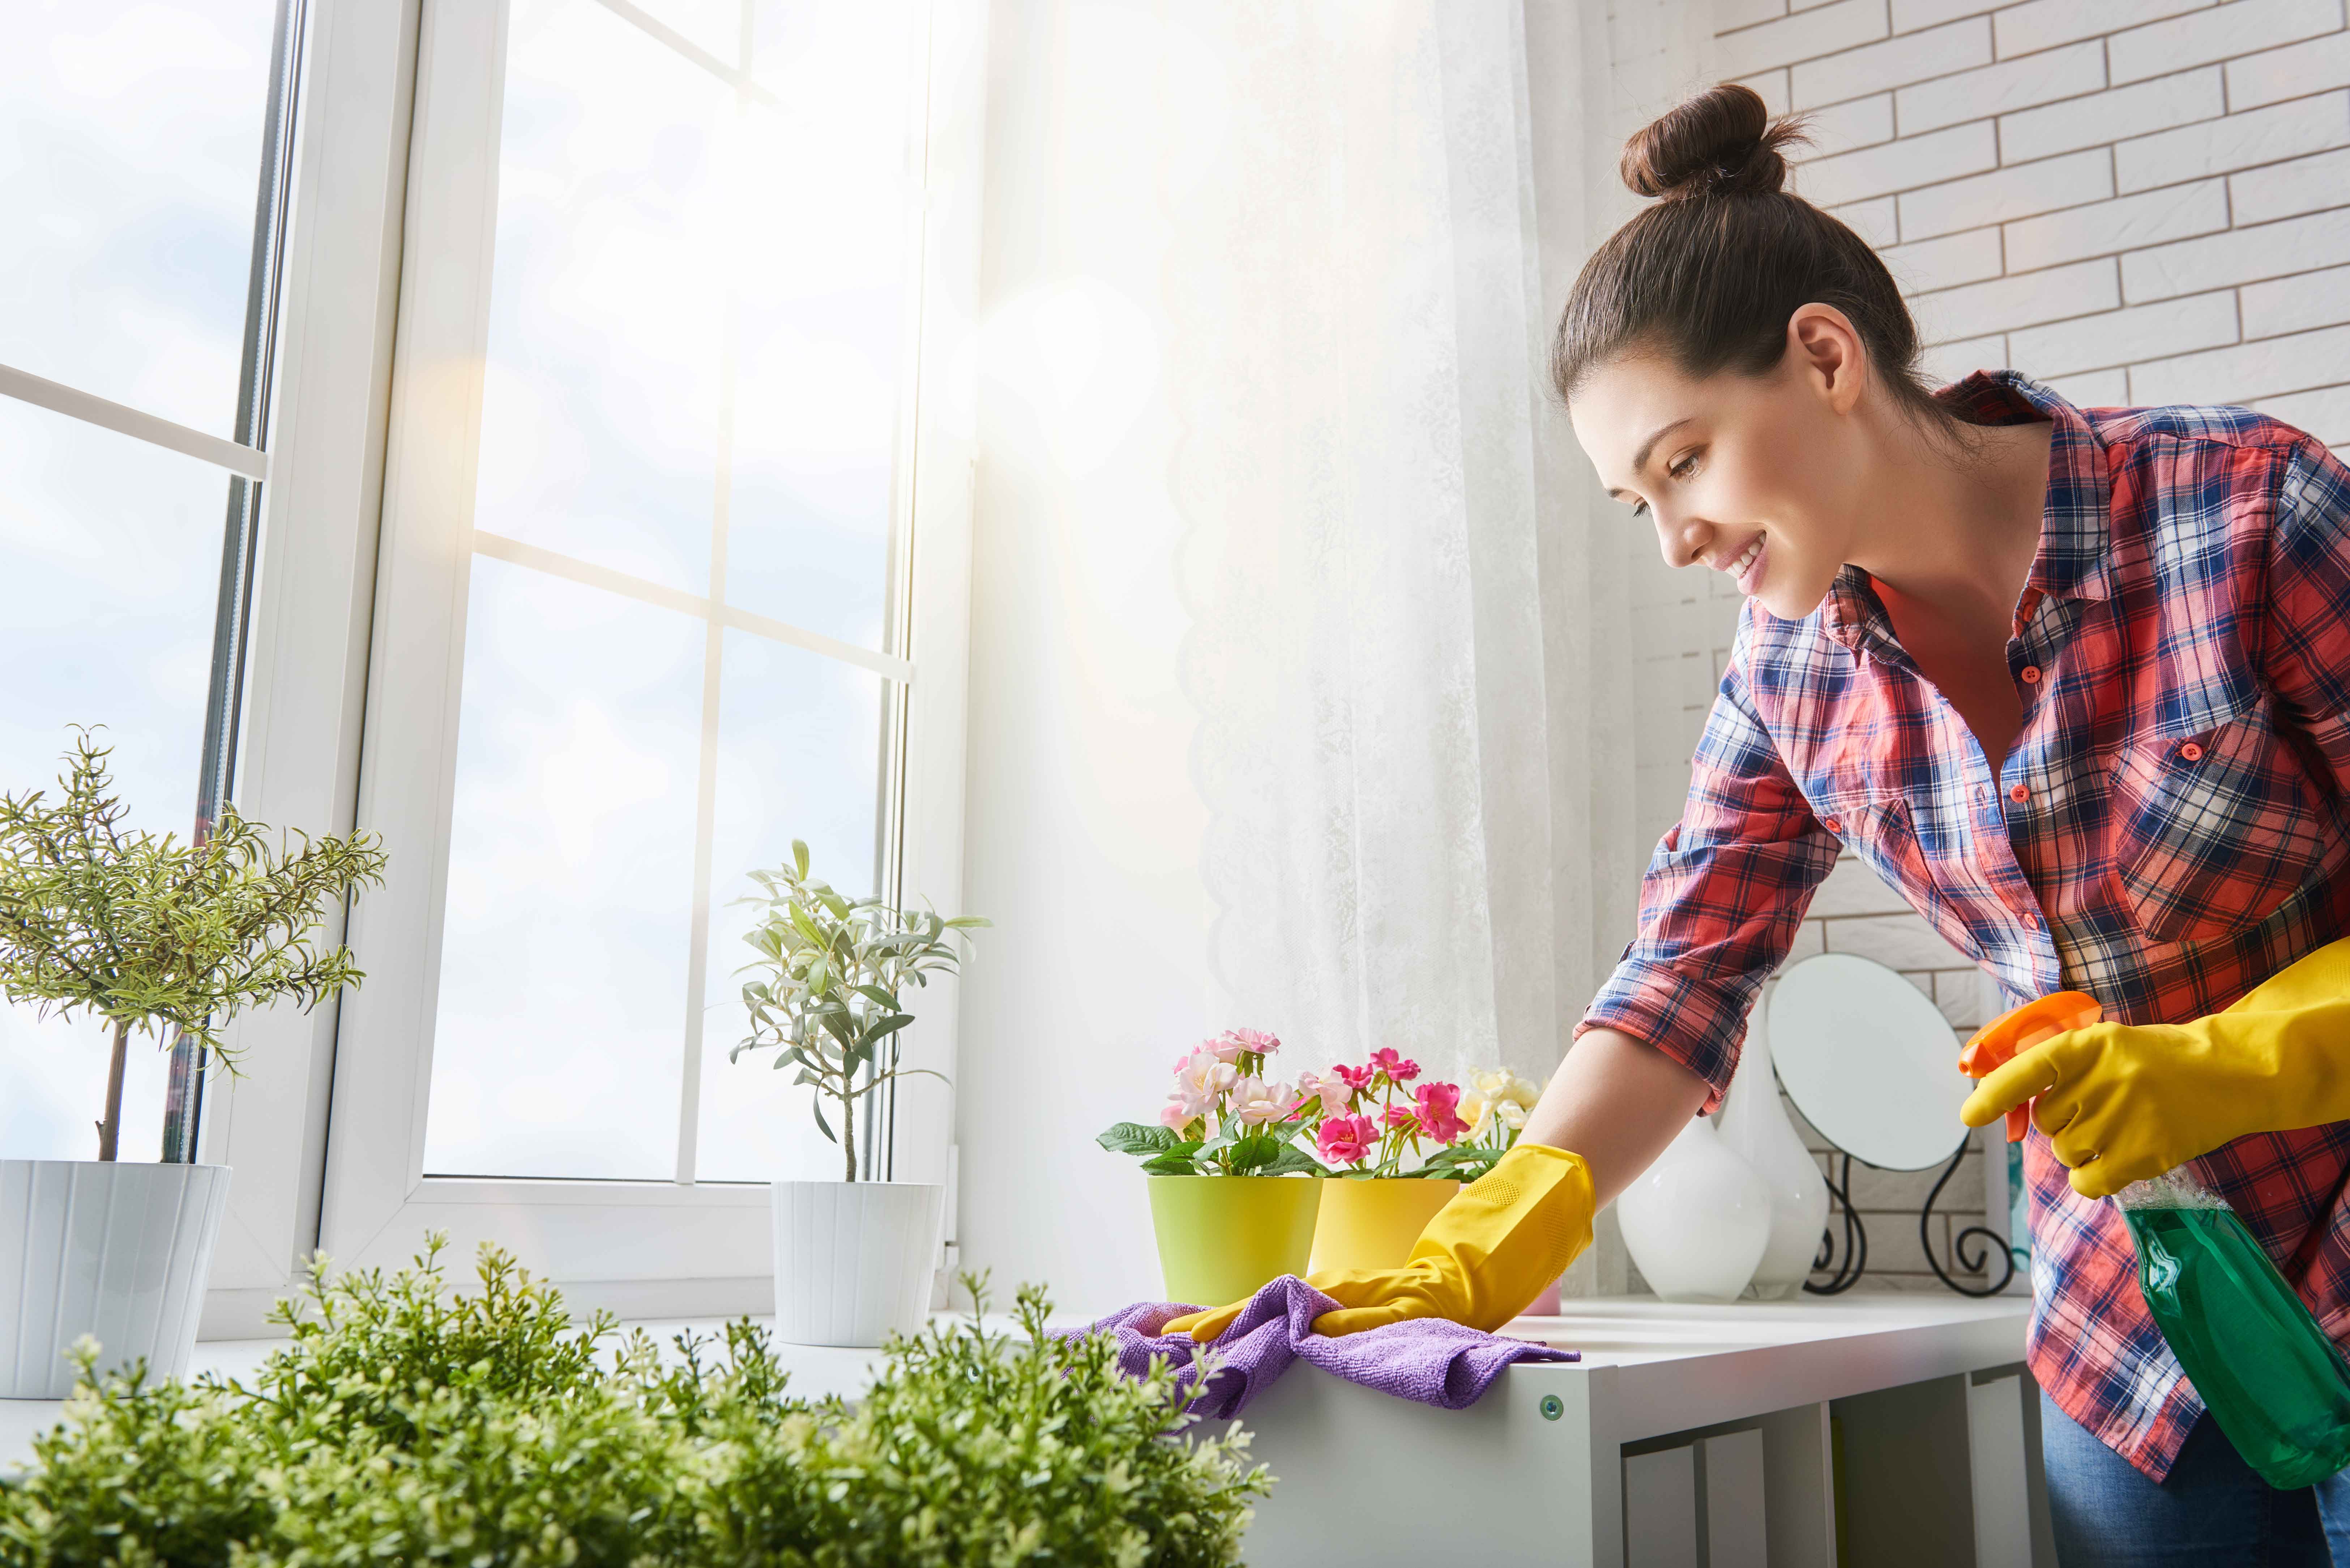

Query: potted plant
[1097,1029,1325,1306]
[733,841,984,1348]
[0,731,386,1396]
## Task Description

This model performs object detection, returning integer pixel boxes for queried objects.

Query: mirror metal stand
[1804,1152,1868,1295]
[1921,1141,2018,1297]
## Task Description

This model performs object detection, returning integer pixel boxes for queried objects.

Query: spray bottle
[1961,993,2350,1489]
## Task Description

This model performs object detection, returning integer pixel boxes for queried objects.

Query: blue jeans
[2042,1390,2350,1564]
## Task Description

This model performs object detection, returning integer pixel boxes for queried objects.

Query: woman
[1171,82,2350,1561]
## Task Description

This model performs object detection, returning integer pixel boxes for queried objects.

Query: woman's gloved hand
[1163,1144,1594,1341]
[1959,938,2350,1199]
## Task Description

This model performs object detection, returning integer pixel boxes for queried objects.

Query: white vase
[0,1160,232,1398]
[771,1180,945,1348]
[1616,1116,1771,1304]
[1716,1008,1831,1300]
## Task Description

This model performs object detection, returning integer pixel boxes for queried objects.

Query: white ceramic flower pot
[1616,1116,1771,1304]
[0,1160,232,1398]
[771,1179,945,1348]
[1717,1008,1832,1299]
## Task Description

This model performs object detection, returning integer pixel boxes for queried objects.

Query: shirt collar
[1817,370,2110,656]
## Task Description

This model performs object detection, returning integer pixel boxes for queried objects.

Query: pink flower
[1382,1103,1417,1132]
[1296,1070,1351,1119]
[1204,1027,1282,1063]
[1369,1047,1420,1084]
[1227,1027,1280,1057]
[1414,1081,1467,1145]
[1332,1062,1377,1092]
[1230,1077,1302,1126]
[1158,1101,1198,1132]
[1316,1113,1377,1166]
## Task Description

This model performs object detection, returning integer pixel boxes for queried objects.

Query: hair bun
[1620,83,1808,201]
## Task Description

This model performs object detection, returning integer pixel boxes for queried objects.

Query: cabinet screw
[1539,1394,1564,1421]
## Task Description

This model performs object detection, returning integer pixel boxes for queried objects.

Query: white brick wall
[1719,0,2350,432]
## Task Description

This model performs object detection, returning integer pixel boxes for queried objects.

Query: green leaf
[1259,1144,1327,1178]
[1140,1150,1202,1176]
[1096,1122,1178,1156]
[1224,1134,1280,1175]
[812,1097,837,1144]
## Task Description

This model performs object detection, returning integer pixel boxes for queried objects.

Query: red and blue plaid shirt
[1580,370,2350,1481]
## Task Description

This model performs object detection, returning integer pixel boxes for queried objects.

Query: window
[316,0,983,1310]
[0,0,296,1166]
[417,0,922,1185]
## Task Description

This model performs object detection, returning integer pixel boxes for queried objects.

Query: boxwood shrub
[0,1243,1265,1567]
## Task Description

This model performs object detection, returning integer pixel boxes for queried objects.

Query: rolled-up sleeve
[1575,630,1840,1108]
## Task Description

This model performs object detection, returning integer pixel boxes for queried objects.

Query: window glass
[695,634,885,1182]
[422,560,701,1180]
[0,1,278,436]
[0,400,233,1161]
[421,0,924,1181]
[0,0,281,1164]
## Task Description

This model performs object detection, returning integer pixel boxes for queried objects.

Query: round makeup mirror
[1768,953,1972,1171]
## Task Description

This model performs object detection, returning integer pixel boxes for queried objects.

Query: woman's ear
[1786,304,1868,414]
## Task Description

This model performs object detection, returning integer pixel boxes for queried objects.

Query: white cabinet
[1228,1296,2052,1567]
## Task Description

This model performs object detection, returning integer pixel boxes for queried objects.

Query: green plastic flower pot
[1146,1174,1324,1307]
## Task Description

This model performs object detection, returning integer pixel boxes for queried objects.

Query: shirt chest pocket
[1812,781,1936,903]
[2111,693,2330,944]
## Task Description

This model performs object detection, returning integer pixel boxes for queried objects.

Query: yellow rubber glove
[1163,1144,1594,1341]
[1959,937,2350,1199]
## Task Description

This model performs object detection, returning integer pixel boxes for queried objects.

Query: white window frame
[289,0,986,1318]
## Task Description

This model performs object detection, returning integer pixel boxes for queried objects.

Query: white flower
[1230,1077,1302,1126]
[1461,1091,1494,1137]
[1497,1100,1528,1130]
[1471,1068,1512,1098]
[1172,1050,1237,1118]
[1504,1073,1542,1110]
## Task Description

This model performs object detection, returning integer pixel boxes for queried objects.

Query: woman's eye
[1631,499,1650,518]
[1668,452,1701,480]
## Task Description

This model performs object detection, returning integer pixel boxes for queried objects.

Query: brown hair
[1551,83,1947,424]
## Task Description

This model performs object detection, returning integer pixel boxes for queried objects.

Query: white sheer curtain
[957,0,1708,1307]
[1165,1,1644,1092]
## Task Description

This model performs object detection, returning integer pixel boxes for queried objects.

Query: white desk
[3,1297,2047,1567]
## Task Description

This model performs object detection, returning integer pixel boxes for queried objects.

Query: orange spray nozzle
[1958,991,2103,1143]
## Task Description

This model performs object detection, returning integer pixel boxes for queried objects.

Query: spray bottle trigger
[1958,990,2103,1144]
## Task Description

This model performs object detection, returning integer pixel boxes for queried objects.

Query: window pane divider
[470,528,915,682]
[590,0,781,106]
[0,361,270,481]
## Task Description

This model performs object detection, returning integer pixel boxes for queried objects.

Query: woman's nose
[1657,511,1709,571]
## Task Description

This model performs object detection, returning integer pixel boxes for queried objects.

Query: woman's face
[1569,320,1869,622]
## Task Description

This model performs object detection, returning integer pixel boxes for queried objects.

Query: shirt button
[2020,665,2042,684]
[2180,741,2205,762]
[2008,784,2029,804]
[2022,912,2042,930]
[1973,785,1987,804]
[1823,815,1843,832]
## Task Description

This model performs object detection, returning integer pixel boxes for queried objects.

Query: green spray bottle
[1962,993,2350,1489]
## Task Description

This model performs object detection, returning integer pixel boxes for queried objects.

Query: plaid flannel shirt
[1579,370,2350,1481]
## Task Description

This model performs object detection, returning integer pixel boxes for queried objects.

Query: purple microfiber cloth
[1074,1274,1577,1419]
